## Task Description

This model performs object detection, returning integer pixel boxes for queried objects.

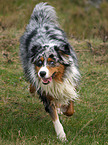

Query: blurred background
[0,0,108,40]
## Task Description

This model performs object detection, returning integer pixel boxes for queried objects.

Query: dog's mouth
[41,72,56,85]
[42,77,52,85]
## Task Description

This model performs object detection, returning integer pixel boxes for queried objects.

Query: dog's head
[30,43,74,85]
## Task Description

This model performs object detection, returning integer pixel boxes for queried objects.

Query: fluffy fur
[20,2,80,141]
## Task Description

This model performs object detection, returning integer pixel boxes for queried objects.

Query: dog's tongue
[42,77,52,84]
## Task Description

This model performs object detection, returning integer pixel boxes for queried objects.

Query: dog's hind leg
[40,94,67,141]
[61,101,74,116]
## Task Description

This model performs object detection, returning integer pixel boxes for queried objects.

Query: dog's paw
[57,132,67,142]
[53,119,67,142]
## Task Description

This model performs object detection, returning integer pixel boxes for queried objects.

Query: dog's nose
[40,71,46,78]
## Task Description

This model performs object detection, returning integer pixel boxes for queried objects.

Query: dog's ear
[61,43,70,55]
[54,43,70,54]
[54,44,73,65]
[59,51,73,66]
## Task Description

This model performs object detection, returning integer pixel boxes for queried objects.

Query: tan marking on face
[47,64,65,82]
[40,57,44,62]
[35,65,40,73]
[47,57,54,62]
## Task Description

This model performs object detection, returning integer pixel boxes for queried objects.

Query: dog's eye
[48,61,55,66]
[36,60,43,67]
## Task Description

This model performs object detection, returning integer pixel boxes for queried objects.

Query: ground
[0,28,107,145]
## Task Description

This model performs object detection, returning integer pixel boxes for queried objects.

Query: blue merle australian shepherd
[20,2,80,141]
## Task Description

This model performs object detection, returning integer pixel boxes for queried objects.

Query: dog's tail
[30,2,59,26]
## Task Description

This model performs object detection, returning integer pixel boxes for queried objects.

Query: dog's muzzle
[39,71,56,85]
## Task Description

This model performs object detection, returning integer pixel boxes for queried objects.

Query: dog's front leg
[40,94,66,141]
[49,103,66,141]
[29,84,36,96]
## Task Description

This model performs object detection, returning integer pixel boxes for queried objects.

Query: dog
[20,2,80,141]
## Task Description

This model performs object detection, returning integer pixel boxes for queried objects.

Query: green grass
[0,0,108,144]
[0,0,108,39]
[0,29,107,145]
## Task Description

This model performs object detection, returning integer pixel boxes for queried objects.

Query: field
[0,0,108,145]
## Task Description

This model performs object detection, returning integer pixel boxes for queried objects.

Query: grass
[0,0,108,144]
[0,0,108,39]
[0,29,107,145]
